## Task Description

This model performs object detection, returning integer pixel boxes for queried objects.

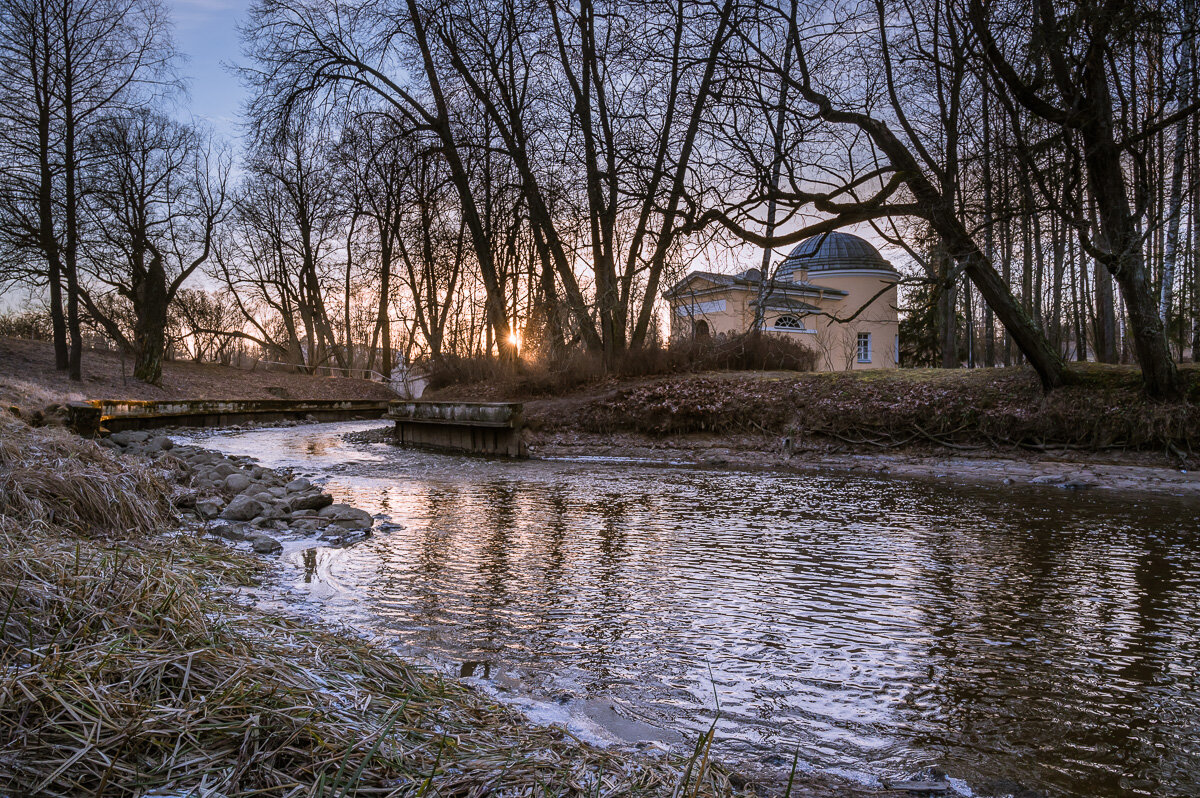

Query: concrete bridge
[67,398,390,436]
[387,400,527,458]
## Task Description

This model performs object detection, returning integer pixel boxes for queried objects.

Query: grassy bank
[0,415,741,797]
[520,364,1200,458]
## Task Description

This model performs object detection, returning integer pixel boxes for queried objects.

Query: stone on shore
[286,477,312,493]
[220,495,265,521]
[288,491,333,512]
[224,472,253,493]
[318,504,374,530]
[195,497,225,520]
[209,522,252,542]
[251,534,283,554]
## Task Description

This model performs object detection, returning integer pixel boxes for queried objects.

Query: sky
[171,0,254,143]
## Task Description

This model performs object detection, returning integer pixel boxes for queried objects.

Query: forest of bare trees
[0,0,1196,398]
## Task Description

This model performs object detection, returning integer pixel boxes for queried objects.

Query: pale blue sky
[172,0,253,141]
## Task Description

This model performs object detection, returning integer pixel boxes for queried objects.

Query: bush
[424,333,818,398]
[0,308,53,340]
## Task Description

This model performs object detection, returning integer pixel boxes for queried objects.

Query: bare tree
[968,0,1194,398]
[0,0,175,380]
[77,109,230,383]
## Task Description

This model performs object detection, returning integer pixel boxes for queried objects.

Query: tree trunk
[63,82,81,382]
[1159,42,1191,325]
[936,240,957,368]
[133,253,169,384]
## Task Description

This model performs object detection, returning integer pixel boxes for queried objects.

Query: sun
[507,332,521,349]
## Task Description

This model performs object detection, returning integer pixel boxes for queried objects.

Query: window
[694,319,711,339]
[857,332,871,363]
[773,314,806,330]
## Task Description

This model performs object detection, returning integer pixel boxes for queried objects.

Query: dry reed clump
[0,420,739,798]
[0,414,175,537]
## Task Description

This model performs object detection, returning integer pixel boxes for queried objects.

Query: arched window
[773,314,806,330]
[694,319,711,339]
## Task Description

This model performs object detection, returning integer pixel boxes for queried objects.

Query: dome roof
[776,232,895,279]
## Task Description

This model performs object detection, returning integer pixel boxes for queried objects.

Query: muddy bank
[350,420,1200,498]
[525,430,1200,499]
[418,364,1200,499]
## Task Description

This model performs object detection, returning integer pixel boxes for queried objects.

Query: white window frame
[856,332,872,363]
[770,314,811,332]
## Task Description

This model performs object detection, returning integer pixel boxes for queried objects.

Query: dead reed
[0,418,739,797]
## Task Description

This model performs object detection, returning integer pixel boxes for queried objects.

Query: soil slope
[0,336,397,404]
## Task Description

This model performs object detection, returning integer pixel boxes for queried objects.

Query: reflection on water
[190,422,1200,798]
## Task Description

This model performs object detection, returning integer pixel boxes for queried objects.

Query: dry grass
[0,418,741,798]
[0,373,83,409]
[0,415,175,536]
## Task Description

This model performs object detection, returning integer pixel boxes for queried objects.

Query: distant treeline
[0,0,1196,398]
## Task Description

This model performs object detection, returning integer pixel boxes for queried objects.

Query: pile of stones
[102,429,375,553]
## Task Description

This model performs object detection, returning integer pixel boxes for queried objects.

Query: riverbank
[0,335,397,405]
[0,413,927,797]
[432,364,1200,498]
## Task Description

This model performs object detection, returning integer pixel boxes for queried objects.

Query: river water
[185,421,1200,798]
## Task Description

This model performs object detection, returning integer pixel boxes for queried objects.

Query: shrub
[424,333,818,397]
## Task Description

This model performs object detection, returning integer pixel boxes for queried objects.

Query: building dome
[776,232,896,281]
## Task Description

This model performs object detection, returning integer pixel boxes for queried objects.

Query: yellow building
[665,232,900,371]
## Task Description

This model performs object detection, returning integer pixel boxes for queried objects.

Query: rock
[317,503,357,519]
[330,516,373,530]
[219,495,265,521]
[324,506,374,532]
[267,486,287,499]
[285,477,312,493]
[224,473,253,493]
[171,488,198,509]
[195,498,225,520]
[318,528,371,547]
[289,491,333,512]
[209,523,252,542]
[1060,479,1097,490]
[251,534,283,554]
[213,462,238,478]
[319,505,373,530]
[149,435,174,451]
[1029,474,1066,485]
[251,466,267,480]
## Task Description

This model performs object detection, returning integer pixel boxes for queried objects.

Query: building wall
[804,272,898,371]
[669,272,899,372]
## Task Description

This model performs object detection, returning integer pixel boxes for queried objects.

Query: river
[182,420,1200,798]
